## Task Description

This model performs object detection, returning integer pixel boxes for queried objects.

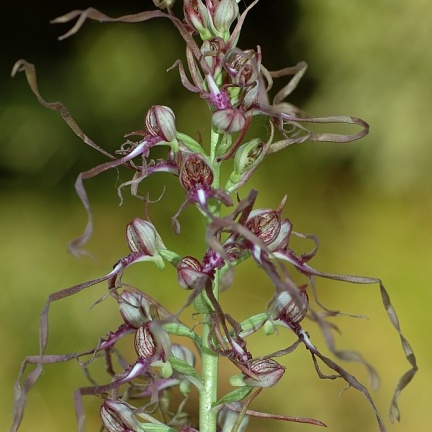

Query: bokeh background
[1,1,431,431]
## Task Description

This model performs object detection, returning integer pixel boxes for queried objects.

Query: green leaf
[193,291,214,314]
[229,373,246,387]
[212,386,253,409]
[138,423,178,432]
[176,132,207,156]
[159,249,182,267]
[169,355,203,391]
[163,322,201,345]
[237,313,268,337]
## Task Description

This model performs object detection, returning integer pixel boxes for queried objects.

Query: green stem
[199,125,223,432]
[199,275,220,432]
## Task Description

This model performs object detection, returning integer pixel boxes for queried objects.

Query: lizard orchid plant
[10,1,417,432]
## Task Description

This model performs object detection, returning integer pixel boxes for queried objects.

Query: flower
[125,218,167,270]
[172,152,232,232]
[267,287,309,330]
[118,290,152,328]
[100,399,141,432]
[177,256,212,290]
[134,321,172,363]
[243,358,285,388]
[145,105,178,146]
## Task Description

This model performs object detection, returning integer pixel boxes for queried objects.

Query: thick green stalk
[199,126,223,432]
[199,273,220,432]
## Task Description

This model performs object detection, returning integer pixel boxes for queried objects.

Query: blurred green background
[1,1,431,431]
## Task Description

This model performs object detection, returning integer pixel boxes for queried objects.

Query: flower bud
[118,290,151,328]
[126,218,166,256]
[179,153,214,192]
[268,288,309,327]
[145,105,177,143]
[245,209,281,245]
[134,321,171,362]
[243,358,285,388]
[212,108,246,133]
[177,256,212,290]
[184,0,212,38]
[213,0,239,36]
[100,399,141,432]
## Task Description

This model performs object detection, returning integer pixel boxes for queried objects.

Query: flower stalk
[200,273,221,432]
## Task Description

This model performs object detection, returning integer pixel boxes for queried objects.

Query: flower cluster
[10,1,416,432]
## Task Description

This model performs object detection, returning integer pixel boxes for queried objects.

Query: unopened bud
[243,358,285,388]
[100,399,141,432]
[268,288,309,327]
[212,108,246,133]
[213,0,239,36]
[118,290,151,328]
[145,105,177,143]
[177,256,212,290]
[184,0,212,38]
[134,321,171,362]
[126,218,166,256]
